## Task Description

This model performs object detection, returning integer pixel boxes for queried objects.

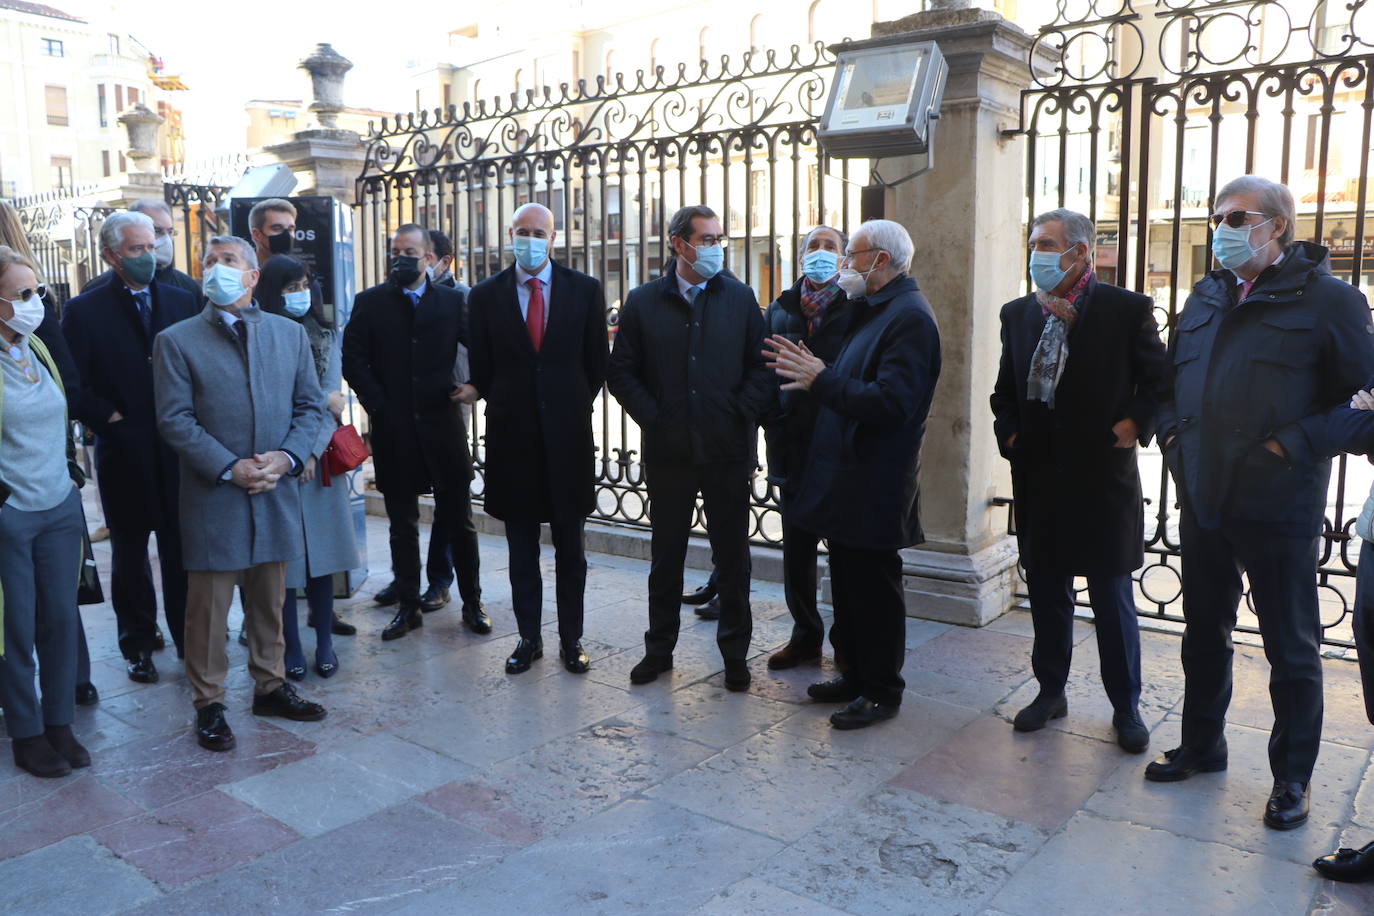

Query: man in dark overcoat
[1148,175,1374,831]
[341,223,489,641]
[990,207,1166,753]
[63,210,198,683]
[767,218,941,730]
[461,203,609,675]
[608,204,774,692]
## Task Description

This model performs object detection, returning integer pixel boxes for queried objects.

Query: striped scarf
[799,277,843,336]
[1027,267,1093,408]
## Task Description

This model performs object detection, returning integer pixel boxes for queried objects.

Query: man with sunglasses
[1148,175,1374,831]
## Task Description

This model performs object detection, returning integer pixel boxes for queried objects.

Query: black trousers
[779,492,824,647]
[505,516,586,647]
[828,541,905,707]
[109,523,186,659]
[644,461,752,661]
[1179,504,1323,782]
[425,499,454,590]
[1025,569,1141,711]
[383,486,481,609]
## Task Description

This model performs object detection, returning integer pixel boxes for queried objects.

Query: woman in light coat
[257,256,360,678]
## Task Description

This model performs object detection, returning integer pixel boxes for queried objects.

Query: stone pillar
[299,43,354,130]
[118,103,164,175]
[260,44,365,205]
[847,9,1051,625]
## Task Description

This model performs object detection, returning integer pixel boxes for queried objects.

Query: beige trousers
[184,563,286,709]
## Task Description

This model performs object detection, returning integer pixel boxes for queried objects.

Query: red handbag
[320,423,368,487]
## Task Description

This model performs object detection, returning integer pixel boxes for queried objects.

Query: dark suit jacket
[468,262,609,522]
[61,277,198,530]
[84,264,201,301]
[341,279,472,495]
[607,264,772,466]
[990,278,1166,575]
[1159,241,1374,534]
[790,274,942,550]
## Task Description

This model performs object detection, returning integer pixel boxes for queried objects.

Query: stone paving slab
[3,513,1374,913]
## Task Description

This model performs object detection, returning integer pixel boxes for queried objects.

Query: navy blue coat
[1159,241,1374,534]
[990,279,1166,575]
[761,278,853,493]
[468,262,609,522]
[607,264,773,467]
[61,277,198,530]
[789,274,942,550]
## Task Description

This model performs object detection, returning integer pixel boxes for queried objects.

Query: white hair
[205,235,258,270]
[129,198,173,221]
[99,210,155,252]
[1215,175,1297,247]
[855,219,914,273]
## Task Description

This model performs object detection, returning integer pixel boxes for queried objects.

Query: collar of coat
[855,273,917,308]
[774,276,851,317]
[656,259,742,304]
[199,301,264,327]
[1193,240,1333,308]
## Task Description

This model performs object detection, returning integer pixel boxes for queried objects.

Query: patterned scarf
[799,276,843,336]
[1026,266,1093,408]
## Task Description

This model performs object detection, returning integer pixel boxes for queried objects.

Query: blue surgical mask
[691,244,724,280]
[1029,250,1071,293]
[802,249,839,285]
[203,263,246,306]
[512,236,549,273]
[1212,218,1273,271]
[282,289,311,318]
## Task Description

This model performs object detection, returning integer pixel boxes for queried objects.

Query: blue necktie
[689,285,703,303]
[406,289,421,307]
[133,290,151,334]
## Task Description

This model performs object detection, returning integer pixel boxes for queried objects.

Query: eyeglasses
[693,236,728,247]
[153,226,177,239]
[842,247,885,264]
[1,285,45,303]
[1210,209,1268,229]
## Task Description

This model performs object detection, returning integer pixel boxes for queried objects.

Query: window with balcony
[115,85,124,112]
[41,38,63,57]
[102,150,111,177]
[98,85,107,127]
[45,85,68,126]
[108,33,120,55]
[127,87,139,107]
[51,156,72,190]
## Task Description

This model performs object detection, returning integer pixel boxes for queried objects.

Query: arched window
[513,68,524,95]
[750,14,764,54]
[649,39,660,75]
[605,49,616,81]
[807,0,823,43]
[470,79,482,105]
[699,26,712,66]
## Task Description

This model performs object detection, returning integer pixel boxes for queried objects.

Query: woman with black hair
[256,255,360,678]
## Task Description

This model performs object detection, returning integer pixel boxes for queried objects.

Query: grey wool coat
[286,328,361,587]
[153,303,325,572]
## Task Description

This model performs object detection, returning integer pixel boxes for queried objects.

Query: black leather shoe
[152,628,166,651]
[560,642,590,674]
[374,581,400,606]
[252,683,327,721]
[505,638,544,674]
[682,583,717,605]
[1144,742,1228,782]
[126,653,159,684]
[43,724,90,769]
[630,654,673,684]
[74,682,99,706]
[461,602,492,634]
[420,585,451,612]
[1113,709,1150,753]
[196,703,236,752]
[381,606,423,641]
[830,697,899,730]
[1264,779,1310,830]
[1012,692,1067,732]
[330,613,357,636]
[724,659,751,692]
[1314,840,1374,882]
[12,735,70,777]
[807,676,863,703]
[694,596,721,620]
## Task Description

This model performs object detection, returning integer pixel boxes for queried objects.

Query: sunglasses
[0,285,45,303]
[1210,209,1268,229]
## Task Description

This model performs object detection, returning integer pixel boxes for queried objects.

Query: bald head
[509,202,556,273]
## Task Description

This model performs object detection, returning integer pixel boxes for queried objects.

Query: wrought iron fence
[354,43,865,544]
[11,185,113,307]
[1016,0,1374,646]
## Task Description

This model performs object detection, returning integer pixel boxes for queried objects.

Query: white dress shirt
[676,270,705,303]
[515,259,554,329]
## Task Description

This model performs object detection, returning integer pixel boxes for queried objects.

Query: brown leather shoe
[767,641,822,670]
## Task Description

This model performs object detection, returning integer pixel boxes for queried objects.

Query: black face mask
[389,255,422,288]
[268,231,294,255]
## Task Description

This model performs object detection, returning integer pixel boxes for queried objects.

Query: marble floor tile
[646,727,905,841]
[0,835,159,915]
[889,715,1126,830]
[903,627,1037,689]
[0,773,142,860]
[705,651,838,705]
[1084,719,1367,866]
[92,789,298,887]
[757,788,1050,916]
[396,797,784,914]
[989,811,1317,916]
[616,681,801,749]
[692,877,851,915]
[131,801,520,915]
[900,666,1016,713]
[772,691,981,762]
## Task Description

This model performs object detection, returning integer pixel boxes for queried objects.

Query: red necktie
[526,278,545,352]
[1239,279,1254,302]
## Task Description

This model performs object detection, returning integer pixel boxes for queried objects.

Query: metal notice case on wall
[818,40,947,160]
